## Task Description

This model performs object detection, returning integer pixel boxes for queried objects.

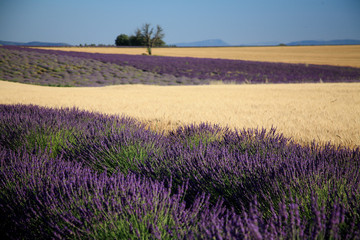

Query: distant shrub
[115,34,130,46]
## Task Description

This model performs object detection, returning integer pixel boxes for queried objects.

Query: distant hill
[0,40,72,47]
[286,39,360,46]
[173,39,360,47]
[175,39,230,47]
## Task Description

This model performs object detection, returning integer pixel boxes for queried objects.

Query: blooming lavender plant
[0,147,219,239]
[1,104,359,239]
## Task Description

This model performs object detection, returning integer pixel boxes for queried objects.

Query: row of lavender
[3,45,360,85]
[0,47,206,86]
[1,104,359,239]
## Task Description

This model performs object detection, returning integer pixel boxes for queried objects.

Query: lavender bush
[1,104,359,239]
[2,46,360,85]
[0,148,216,239]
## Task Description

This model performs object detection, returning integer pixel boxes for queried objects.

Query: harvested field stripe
[1,80,359,148]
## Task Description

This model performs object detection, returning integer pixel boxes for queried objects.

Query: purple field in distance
[1,45,360,86]
[0,47,204,86]
[1,104,359,239]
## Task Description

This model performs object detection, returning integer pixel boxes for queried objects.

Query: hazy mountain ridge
[174,39,360,47]
[286,39,360,46]
[0,40,72,47]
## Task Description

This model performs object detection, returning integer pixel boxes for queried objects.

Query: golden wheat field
[36,45,360,68]
[1,80,359,148]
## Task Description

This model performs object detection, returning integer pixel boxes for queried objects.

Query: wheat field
[1,80,359,148]
[36,45,360,68]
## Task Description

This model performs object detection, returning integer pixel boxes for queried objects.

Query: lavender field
[1,46,360,86]
[1,104,359,239]
[1,45,360,239]
[0,47,204,86]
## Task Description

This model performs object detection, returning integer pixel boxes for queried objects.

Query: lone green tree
[115,24,165,53]
[137,23,165,55]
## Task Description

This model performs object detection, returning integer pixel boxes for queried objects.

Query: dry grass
[1,80,359,148]
[36,45,360,68]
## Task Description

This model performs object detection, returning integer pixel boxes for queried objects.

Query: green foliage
[130,29,146,46]
[90,143,150,175]
[182,131,222,150]
[25,129,78,158]
[115,34,130,46]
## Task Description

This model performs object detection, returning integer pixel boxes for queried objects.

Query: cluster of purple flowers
[2,45,360,85]
[1,104,359,239]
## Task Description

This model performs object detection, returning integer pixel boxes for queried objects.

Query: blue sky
[0,0,359,45]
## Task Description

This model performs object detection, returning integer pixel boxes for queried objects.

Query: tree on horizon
[138,23,165,55]
[115,23,165,55]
